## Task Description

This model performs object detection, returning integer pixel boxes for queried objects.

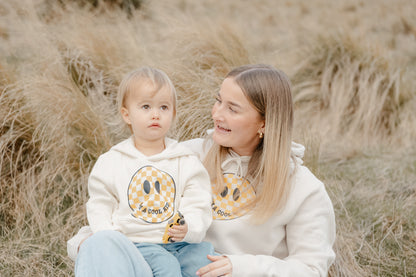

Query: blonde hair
[204,64,294,223]
[117,67,177,130]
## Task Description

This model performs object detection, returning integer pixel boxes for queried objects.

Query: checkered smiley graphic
[212,173,256,220]
[128,166,176,223]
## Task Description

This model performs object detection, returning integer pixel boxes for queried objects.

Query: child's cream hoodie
[85,137,211,244]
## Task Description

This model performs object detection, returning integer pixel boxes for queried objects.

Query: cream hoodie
[181,137,336,277]
[68,137,335,277]
[85,137,212,245]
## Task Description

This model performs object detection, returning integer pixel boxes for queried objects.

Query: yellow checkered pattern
[212,173,256,220]
[128,166,175,223]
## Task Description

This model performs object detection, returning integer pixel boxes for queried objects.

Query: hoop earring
[258,131,264,139]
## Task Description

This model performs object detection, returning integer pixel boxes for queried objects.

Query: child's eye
[215,97,222,103]
[160,105,169,111]
[141,104,150,110]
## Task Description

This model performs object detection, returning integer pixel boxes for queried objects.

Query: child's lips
[149,123,161,128]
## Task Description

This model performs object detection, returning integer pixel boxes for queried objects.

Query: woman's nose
[211,104,222,120]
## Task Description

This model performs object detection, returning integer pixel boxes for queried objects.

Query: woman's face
[211,77,265,156]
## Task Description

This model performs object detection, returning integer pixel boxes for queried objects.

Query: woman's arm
[235,172,335,276]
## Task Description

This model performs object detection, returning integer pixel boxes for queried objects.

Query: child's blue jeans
[136,241,214,277]
[75,230,214,277]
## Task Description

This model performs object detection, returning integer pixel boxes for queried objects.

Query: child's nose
[152,109,160,119]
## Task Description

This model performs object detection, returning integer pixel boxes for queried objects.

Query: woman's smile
[215,124,231,133]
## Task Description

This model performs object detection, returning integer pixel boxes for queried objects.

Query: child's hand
[167,222,188,242]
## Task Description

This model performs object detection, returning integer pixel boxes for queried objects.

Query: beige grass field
[1,0,415,276]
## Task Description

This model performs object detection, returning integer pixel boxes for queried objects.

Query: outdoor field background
[0,0,415,276]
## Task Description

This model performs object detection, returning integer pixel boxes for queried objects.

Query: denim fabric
[74,230,214,277]
[75,230,153,277]
[136,241,214,277]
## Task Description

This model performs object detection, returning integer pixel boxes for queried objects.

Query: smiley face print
[128,166,175,223]
[212,173,256,220]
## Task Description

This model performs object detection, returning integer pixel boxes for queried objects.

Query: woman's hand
[196,254,233,277]
[167,222,188,242]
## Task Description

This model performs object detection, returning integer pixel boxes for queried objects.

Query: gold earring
[258,131,264,139]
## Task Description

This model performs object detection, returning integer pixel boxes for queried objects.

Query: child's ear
[121,107,131,125]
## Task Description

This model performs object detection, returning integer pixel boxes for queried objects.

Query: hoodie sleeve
[179,137,213,161]
[67,226,92,261]
[86,154,119,233]
[66,154,117,261]
[177,155,213,243]
[227,167,336,277]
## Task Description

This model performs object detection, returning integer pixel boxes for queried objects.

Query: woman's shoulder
[179,137,213,161]
[292,165,323,189]
[282,164,334,221]
[286,164,327,205]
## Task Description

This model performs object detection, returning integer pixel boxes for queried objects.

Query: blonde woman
[68,64,336,277]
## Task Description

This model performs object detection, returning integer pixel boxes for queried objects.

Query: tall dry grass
[292,33,411,147]
[1,0,415,276]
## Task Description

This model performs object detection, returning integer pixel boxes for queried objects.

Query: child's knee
[148,251,181,276]
[84,230,126,249]
[200,241,215,253]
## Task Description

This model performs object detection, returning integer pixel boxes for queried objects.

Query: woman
[68,64,336,277]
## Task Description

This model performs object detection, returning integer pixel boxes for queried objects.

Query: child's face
[121,81,175,148]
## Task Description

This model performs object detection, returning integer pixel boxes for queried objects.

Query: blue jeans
[136,241,214,277]
[75,230,214,277]
[75,230,153,277]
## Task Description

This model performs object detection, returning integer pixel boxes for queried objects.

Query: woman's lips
[215,124,231,133]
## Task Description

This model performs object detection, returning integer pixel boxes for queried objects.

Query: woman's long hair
[204,64,294,223]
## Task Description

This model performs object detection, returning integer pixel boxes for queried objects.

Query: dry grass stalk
[292,34,411,149]
[0,0,415,276]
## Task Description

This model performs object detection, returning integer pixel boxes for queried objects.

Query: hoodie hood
[111,136,195,161]
[290,141,305,167]
[205,128,304,163]
[220,141,305,179]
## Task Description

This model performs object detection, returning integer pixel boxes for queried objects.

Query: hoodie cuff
[67,226,92,261]
[182,218,203,243]
[226,254,259,277]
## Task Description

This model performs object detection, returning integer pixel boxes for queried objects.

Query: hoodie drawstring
[221,155,250,178]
